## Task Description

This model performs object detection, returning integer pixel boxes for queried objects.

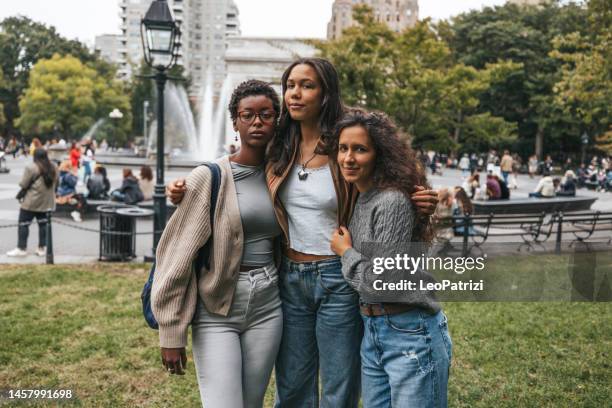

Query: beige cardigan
[151,156,243,348]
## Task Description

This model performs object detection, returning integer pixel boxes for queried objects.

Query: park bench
[452,212,554,252]
[555,211,612,246]
[472,196,597,215]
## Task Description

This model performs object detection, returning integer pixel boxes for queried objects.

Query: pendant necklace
[298,151,318,181]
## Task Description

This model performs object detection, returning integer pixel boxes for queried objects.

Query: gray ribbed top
[341,188,440,313]
[231,161,281,267]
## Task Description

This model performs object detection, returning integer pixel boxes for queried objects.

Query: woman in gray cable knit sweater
[330,109,452,408]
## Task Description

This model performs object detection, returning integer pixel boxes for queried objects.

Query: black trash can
[98,204,137,261]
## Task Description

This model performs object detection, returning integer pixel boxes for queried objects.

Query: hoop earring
[235,132,238,142]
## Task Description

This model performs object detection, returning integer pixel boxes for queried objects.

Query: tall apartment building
[94,34,122,64]
[184,0,240,99]
[116,0,240,100]
[327,0,419,40]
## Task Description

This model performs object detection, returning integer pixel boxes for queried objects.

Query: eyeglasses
[237,110,276,125]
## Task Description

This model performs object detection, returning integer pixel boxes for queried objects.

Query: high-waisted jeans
[361,309,452,408]
[192,263,282,408]
[274,256,362,408]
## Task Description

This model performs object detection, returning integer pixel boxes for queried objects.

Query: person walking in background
[111,168,144,204]
[458,153,470,178]
[138,165,154,201]
[7,136,18,158]
[6,148,58,257]
[500,150,513,185]
[544,155,554,174]
[528,154,538,179]
[509,154,521,189]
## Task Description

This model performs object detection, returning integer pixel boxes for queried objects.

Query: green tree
[318,6,517,153]
[0,16,107,135]
[448,1,590,158]
[16,54,131,144]
[0,66,5,127]
[547,0,611,156]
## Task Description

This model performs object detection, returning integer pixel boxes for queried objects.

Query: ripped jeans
[361,309,452,408]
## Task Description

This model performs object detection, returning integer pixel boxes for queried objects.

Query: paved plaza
[0,155,610,263]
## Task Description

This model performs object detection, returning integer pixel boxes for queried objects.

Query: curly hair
[333,109,434,243]
[228,79,281,123]
[268,58,344,176]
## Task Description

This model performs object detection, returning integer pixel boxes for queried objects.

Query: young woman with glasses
[152,80,283,408]
[166,58,439,407]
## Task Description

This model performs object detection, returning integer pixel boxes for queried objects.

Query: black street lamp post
[140,0,181,255]
[581,132,589,165]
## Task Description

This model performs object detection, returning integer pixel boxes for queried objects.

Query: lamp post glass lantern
[141,0,181,255]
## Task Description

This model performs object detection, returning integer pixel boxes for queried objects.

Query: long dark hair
[333,109,434,243]
[454,187,473,215]
[33,148,56,188]
[268,57,344,175]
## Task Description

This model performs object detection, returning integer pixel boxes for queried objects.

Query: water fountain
[196,69,236,161]
[81,118,107,141]
[147,82,198,159]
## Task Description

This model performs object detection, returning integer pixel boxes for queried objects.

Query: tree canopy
[318,0,609,159]
[0,16,114,136]
[317,5,518,153]
[17,54,131,143]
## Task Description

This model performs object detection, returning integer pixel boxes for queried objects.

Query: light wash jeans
[192,263,282,408]
[274,256,362,408]
[361,309,452,408]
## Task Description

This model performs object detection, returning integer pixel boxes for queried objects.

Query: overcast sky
[0,0,507,46]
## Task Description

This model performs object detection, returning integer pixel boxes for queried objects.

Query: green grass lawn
[0,261,610,407]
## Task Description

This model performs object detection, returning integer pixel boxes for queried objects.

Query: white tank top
[278,164,338,255]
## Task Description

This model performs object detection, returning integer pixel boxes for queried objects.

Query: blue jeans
[502,171,509,184]
[361,309,452,408]
[274,256,362,408]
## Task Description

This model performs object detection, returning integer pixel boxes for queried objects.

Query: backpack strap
[194,162,221,273]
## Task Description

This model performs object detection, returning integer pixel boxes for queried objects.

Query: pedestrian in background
[458,153,470,178]
[138,165,154,201]
[528,154,538,178]
[500,150,513,185]
[7,148,57,257]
